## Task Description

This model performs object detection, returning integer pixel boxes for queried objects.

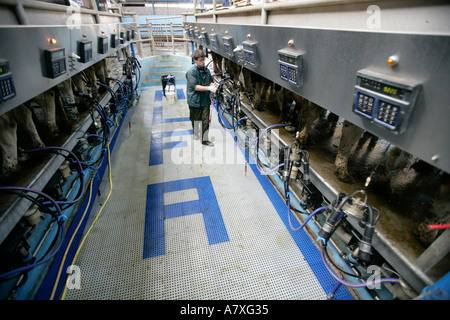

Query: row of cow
[210,51,449,247]
[0,52,124,184]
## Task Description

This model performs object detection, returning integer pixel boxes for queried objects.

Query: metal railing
[123,14,192,57]
[146,20,187,55]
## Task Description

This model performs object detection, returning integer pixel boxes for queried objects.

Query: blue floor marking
[163,129,193,137]
[177,89,186,100]
[155,90,163,101]
[149,104,192,166]
[218,114,353,299]
[247,165,353,300]
[154,89,186,101]
[152,106,189,124]
[149,132,163,166]
[143,176,229,259]
[164,140,188,149]
[149,130,190,166]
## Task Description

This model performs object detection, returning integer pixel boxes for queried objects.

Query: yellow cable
[54,109,125,299]
[60,144,114,300]
[49,178,94,300]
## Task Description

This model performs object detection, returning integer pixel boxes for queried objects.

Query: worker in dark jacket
[186,49,217,146]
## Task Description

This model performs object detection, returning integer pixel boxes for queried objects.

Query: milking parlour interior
[0,0,449,304]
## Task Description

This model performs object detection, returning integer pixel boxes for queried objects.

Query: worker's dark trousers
[189,105,210,142]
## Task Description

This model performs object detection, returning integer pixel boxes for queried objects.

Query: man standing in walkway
[186,49,217,146]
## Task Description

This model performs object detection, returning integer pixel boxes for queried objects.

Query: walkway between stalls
[52,84,353,300]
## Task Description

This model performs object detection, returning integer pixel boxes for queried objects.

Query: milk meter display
[278,48,303,86]
[353,69,421,133]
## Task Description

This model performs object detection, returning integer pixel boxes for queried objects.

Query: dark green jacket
[186,64,213,108]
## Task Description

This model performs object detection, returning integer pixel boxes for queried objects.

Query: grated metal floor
[61,85,353,300]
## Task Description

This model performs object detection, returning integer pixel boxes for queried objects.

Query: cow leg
[253,79,271,111]
[54,88,73,134]
[12,104,45,149]
[276,86,289,123]
[211,52,223,75]
[297,100,325,148]
[72,72,88,98]
[379,147,410,183]
[0,112,18,177]
[417,174,450,246]
[322,112,339,138]
[334,120,364,183]
[31,90,59,143]
[57,78,79,123]
[241,68,251,92]
[94,59,108,86]
[71,73,91,113]
[57,78,75,105]
[83,67,99,99]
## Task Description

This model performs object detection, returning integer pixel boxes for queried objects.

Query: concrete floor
[57,85,353,300]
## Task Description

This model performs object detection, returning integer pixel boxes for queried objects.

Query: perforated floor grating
[59,86,353,300]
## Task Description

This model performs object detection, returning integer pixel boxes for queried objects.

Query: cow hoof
[389,170,416,194]
[337,170,355,184]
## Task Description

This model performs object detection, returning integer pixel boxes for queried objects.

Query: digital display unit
[223,36,235,57]
[200,31,210,46]
[277,48,303,86]
[78,40,92,63]
[44,47,66,79]
[242,40,258,67]
[0,59,15,102]
[0,60,9,75]
[353,69,421,133]
[111,34,119,48]
[210,33,219,50]
[186,28,194,40]
[98,36,108,54]
[360,78,407,100]
[194,30,200,41]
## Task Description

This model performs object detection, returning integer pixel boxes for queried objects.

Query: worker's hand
[208,84,218,93]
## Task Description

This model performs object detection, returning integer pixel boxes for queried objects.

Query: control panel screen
[223,36,235,57]
[210,33,218,50]
[78,40,92,63]
[0,59,15,102]
[224,44,232,56]
[52,49,65,60]
[277,48,303,86]
[360,78,406,99]
[243,40,258,67]
[0,63,8,75]
[44,48,66,79]
[0,76,15,101]
[279,55,298,65]
[200,31,209,46]
[353,69,421,133]
[98,36,108,54]
[187,29,193,39]
[111,34,119,48]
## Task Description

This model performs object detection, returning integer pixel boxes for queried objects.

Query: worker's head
[192,49,206,69]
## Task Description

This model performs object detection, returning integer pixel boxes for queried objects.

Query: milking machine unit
[0,20,141,300]
[278,138,403,299]
[189,17,450,300]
